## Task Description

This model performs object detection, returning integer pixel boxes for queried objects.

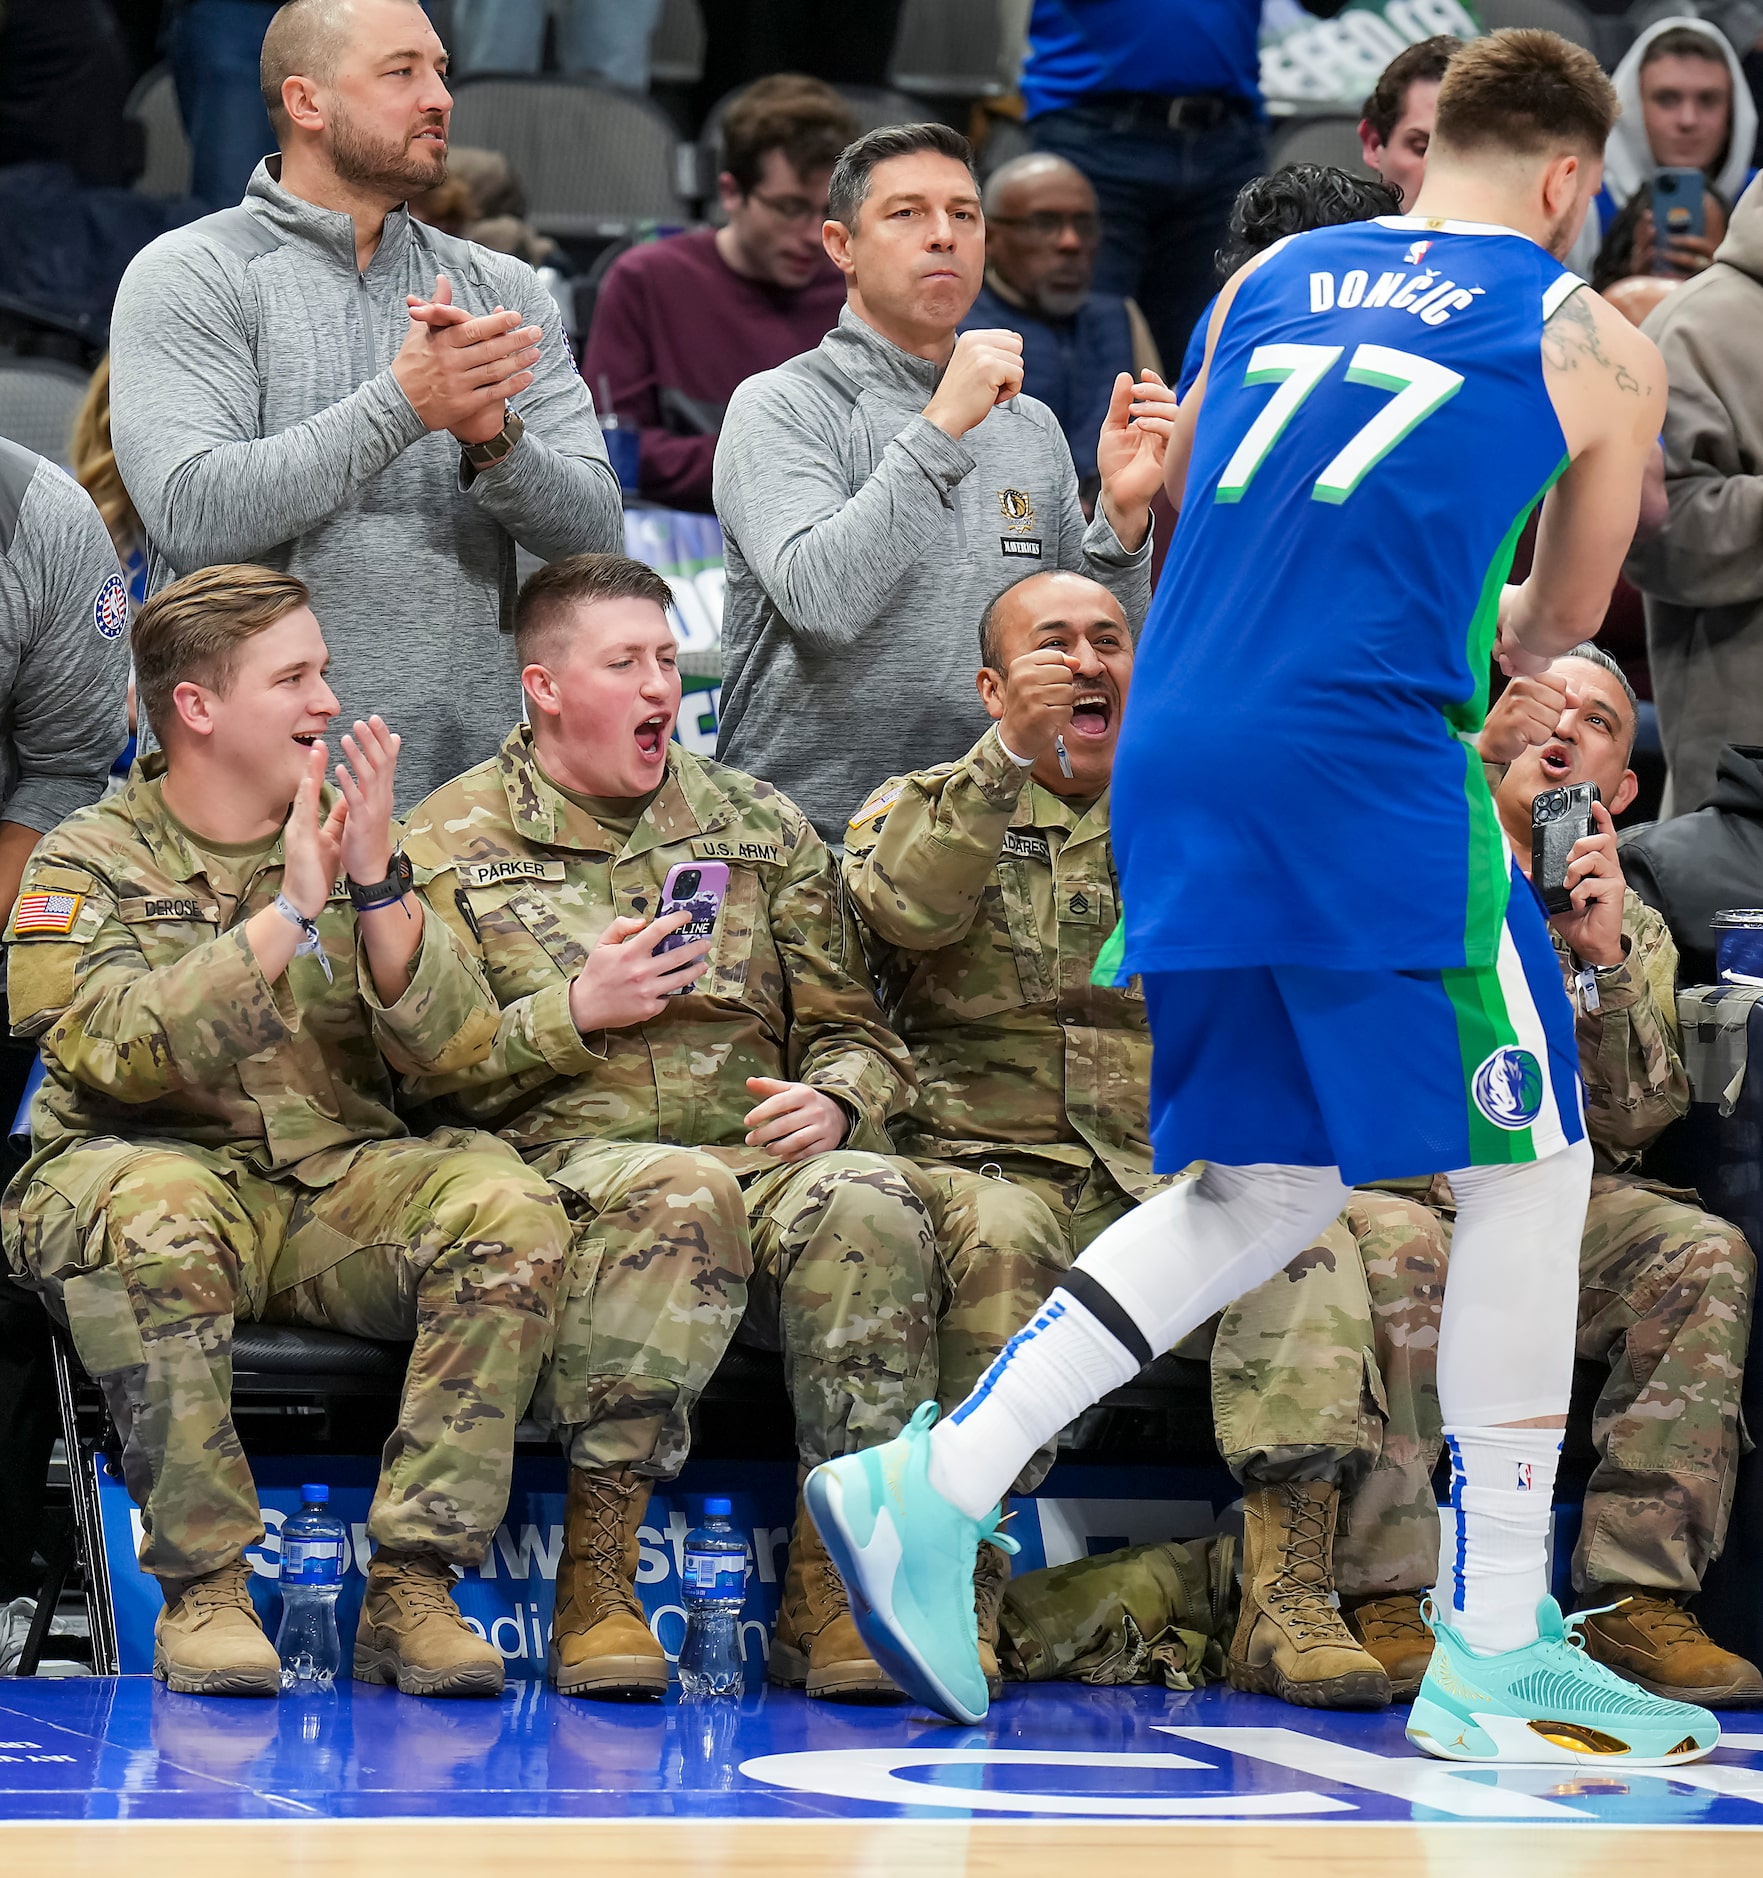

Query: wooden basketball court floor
[1,1674,1759,1877]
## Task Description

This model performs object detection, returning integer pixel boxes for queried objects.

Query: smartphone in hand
[654,861,729,991]
[1532,783,1600,914]
[1651,168,1706,274]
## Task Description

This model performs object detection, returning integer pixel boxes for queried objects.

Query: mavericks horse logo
[1472,1045,1544,1130]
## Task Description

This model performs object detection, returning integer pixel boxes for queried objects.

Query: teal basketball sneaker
[1407,1596,1720,1766]
[804,1402,1017,1724]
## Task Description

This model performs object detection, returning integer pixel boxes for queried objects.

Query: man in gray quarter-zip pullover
[108,0,621,808]
[0,441,130,922]
[713,121,1173,841]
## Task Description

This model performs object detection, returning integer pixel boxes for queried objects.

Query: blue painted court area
[2,1677,1763,1826]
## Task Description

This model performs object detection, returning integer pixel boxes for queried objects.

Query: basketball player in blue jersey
[804,31,1722,1765]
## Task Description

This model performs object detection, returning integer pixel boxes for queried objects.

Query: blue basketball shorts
[1142,867,1585,1185]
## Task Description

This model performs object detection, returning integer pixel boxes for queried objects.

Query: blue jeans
[450,0,663,88]
[168,0,278,209]
[1031,102,1267,376]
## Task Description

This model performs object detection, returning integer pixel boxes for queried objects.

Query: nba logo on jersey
[1404,237,1433,265]
[1516,1461,1534,1491]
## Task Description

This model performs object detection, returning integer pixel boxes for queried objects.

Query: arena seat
[447,76,694,236]
[0,354,91,466]
[1474,0,1600,52]
[125,66,193,201]
[649,0,705,86]
[888,0,1031,100]
[1266,114,1369,179]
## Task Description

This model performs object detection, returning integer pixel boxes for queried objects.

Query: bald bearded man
[108,0,623,808]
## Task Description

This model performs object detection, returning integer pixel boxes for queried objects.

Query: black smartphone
[1532,782,1600,914]
[1651,167,1706,273]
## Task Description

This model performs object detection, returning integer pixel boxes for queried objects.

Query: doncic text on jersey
[1306,251,1485,326]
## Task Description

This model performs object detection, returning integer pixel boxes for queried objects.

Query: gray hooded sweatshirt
[712,305,1153,839]
[109,159,623,807]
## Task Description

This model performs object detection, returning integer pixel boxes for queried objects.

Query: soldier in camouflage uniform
[1233,645,1761,1705]
[399,555,935,1704]
[2,568,569,1700]
[844,568,1446,1706]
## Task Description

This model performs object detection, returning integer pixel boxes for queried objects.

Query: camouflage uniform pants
[739,1150,939,1469]
[1198,1191,1450,1599]
[918,1155,1134,1494]
[1332,1176,1756,1598]
[11,1131,566,1584]
[525,1141,752,1478]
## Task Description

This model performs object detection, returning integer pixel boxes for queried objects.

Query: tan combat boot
[549,1465,669,1698]
[1227,1481,1392,1710]
[975,1539,1012,1701]
[770,1492,901,1700]
[355,1549,505,1697]
[154,1557,282,1697]
[1342,1592,1435,1701]
[1577,1591,1763,1706]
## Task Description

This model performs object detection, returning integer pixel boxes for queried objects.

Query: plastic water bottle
[276,1484,346,1688]
[677,1497,748,1697]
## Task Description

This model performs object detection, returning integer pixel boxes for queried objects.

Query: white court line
[1158,1726,1595,1821]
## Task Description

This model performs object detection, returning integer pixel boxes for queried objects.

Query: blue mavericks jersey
[1113,217,1581,977]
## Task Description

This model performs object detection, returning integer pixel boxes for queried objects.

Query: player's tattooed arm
[1541,290,1649,397]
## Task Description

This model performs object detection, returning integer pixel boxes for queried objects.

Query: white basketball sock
[926,1163,1351,1520]
[1428,1140,1590,1655]
[1440,1424,1564,1656]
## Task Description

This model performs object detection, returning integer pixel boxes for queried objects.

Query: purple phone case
[655,861,729,957]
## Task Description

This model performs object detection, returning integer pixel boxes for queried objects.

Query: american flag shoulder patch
[13,891,84,937]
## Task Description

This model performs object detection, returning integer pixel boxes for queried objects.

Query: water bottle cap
[704,1496,733,1517]
[301,1484,329,1504]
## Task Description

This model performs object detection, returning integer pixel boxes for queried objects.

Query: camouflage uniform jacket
[1553,883,1690,1175]
[2,756,502,1189]
[398,726,913,1169]
[843,724,1155,1198]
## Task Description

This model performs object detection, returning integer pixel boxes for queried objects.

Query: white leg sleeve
[926,1163,1350,1519]
[1437,1137,1593,1428]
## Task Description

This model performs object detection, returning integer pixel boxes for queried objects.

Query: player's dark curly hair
[1215,165,1402,281]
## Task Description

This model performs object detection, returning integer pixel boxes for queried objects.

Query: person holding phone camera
[400,553,937,1708]
[1291,643,1760,1707]
[844,568,1453,1708]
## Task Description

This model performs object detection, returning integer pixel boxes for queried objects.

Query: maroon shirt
[581,227,846,512]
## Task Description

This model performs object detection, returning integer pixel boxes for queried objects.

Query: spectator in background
[713,123,1170,843]
[960,153,1160,501]
[166,0,281,208]
[1625,172,1763,818]
[450,0,662,90]
[1021,0,1327,373]
[582,76,854,514]
[1175,165,1400,399]
[1358,35,1460,211]
[412,144,564,270]
[109,0,621,809]
[1569,18,1756,280]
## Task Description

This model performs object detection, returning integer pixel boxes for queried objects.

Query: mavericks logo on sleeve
[1472,1045,1544,1130]
[94,573,129,640]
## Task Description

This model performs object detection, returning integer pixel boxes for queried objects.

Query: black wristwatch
[348,848,414,912]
